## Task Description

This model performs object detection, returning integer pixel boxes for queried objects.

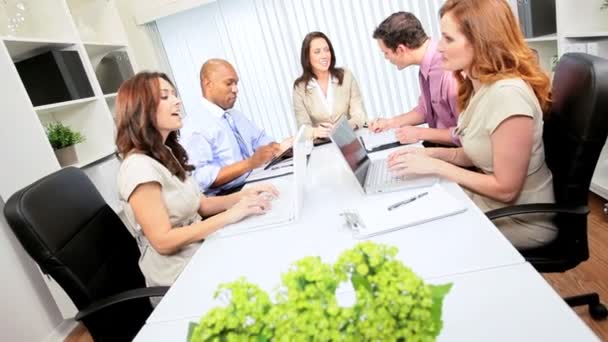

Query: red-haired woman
[115,72,277,291]
[388,0,555,250]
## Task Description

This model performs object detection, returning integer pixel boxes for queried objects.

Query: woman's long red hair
[440,0,551,113]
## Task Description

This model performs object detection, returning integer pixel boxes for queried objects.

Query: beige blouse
[117,153,202,290]
[457,78,557,250]
[293,68,367,139]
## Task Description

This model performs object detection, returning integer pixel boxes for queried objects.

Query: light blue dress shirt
[180,97,275,195]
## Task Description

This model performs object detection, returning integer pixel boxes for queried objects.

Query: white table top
[147,143,524,324]
[135,263,599,342]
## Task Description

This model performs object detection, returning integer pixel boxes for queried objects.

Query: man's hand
[395,126,423,144]
[248,144,276,169]
[369,118,392,133]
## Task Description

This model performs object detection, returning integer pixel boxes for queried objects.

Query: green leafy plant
[45,122,85,150]
[189,242,453,341]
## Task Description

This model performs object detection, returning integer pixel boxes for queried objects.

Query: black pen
[387,192,428,211]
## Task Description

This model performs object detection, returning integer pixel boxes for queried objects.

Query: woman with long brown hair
[293,31,367,139]
[115,72,277,291]
[388,0,556,250]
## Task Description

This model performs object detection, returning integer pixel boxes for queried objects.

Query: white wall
[0,197,63,342]
[114,0,162,71]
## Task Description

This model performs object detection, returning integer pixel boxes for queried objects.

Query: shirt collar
[306,75,339,89]
[201,96,230,119]
[419,39,438,80]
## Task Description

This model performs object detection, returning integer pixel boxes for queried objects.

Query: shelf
[564,32,608,39]
[525,34,557,43]
[34,97,98,114]
[83,42,127,58]
[2,37,75,61]
[69,148,117,169]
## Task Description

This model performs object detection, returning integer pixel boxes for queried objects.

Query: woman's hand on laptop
[239,183,279,199]
[388,146,427,161]
[225,194,272,223]
[387,147,443,176]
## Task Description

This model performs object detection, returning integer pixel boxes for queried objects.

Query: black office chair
[486,53,608,320]
[3,167,168,341]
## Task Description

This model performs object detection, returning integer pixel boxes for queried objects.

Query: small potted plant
[45,122,85,167]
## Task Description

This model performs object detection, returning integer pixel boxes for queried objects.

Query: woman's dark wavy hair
[293,31,344,89]
[115,71,194,181]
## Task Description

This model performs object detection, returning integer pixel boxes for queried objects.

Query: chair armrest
[485,203,589,220]
[75,286,169,321]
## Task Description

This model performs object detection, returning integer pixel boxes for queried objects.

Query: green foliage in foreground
[189,242,452,341]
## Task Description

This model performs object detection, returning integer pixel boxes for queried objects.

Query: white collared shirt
[307,76,338,114]
[179,97,274,194]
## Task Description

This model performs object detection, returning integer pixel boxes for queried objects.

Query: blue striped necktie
[223,112,251,159]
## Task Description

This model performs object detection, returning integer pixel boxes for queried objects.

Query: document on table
[359,130,401,152]
[341,183,467,239]
[245,158,293,183]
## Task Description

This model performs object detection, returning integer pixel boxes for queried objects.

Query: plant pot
[54,145,78,167]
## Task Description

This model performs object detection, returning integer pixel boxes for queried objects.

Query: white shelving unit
[521,0,608,199]
[0,0,138,318]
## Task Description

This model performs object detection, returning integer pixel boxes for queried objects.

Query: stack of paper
[343,184,467,239]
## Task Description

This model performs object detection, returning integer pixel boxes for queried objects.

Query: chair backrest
[3,167,151,341]
[529,53,608,270]
[545,53,608,205]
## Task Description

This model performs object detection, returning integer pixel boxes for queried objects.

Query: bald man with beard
[180,59,292,195]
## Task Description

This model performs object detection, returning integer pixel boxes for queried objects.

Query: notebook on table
[208,126,307,239]
[359,129,401,153]
[341,184,467,239]
[329,116,436,194]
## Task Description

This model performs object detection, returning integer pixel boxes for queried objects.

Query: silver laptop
[329,116,436,194]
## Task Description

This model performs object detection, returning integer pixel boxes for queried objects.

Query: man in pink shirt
[370,11,460,146]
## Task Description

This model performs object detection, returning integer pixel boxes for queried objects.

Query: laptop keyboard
[366,159,405,188]
[210,180,295,239]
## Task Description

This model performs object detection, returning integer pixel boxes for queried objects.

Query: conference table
[134,140,599,341]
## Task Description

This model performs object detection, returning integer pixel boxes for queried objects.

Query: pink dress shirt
[412,40,460,145]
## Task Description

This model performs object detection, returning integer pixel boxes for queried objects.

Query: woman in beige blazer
[293,31,367,139]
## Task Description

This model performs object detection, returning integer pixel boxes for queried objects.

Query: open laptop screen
[330,116,369,186]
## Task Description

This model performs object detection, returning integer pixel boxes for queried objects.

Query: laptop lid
[329,116,370,190]
[293,126,307,219]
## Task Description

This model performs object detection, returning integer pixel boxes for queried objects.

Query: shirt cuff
[450,127,461,146]
[193,164,221,194]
